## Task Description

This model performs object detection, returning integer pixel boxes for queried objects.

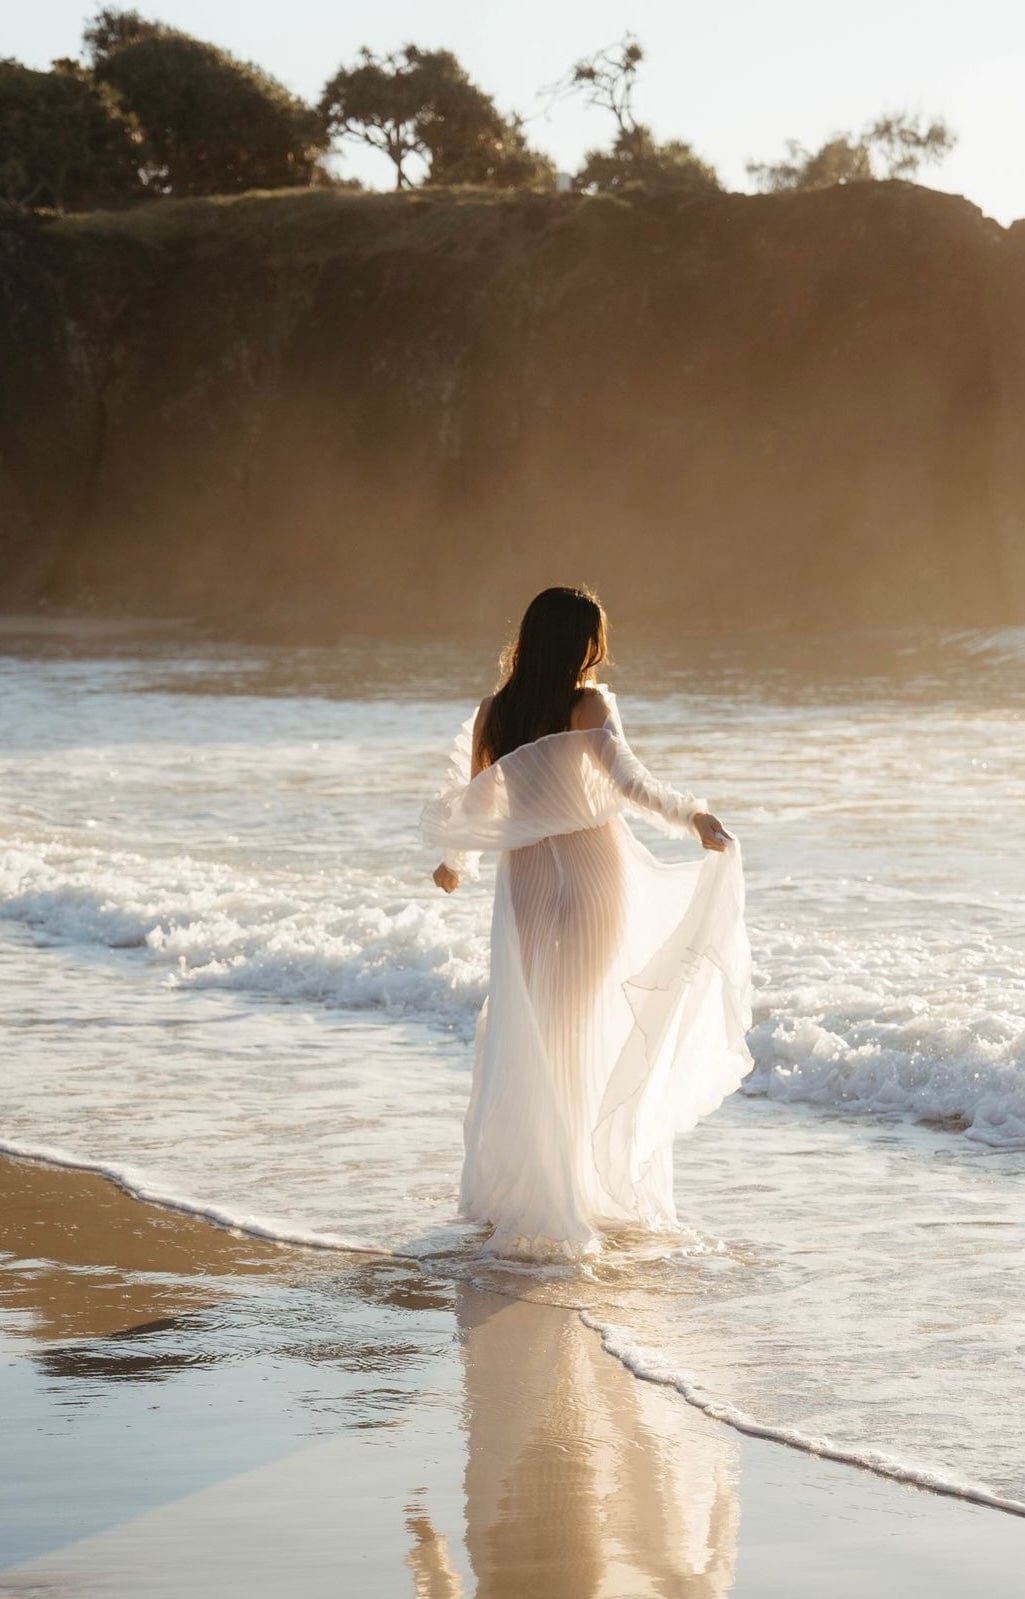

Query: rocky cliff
[2,181,1023,635]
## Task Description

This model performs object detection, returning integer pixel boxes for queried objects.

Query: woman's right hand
[433,863,460,893]
[693,812,733,852]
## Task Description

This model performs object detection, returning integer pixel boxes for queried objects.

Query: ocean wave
[3,838,1024,1145]
[741,933,1023,1151]
[944,626,1025,666]
[0,839,487,1035]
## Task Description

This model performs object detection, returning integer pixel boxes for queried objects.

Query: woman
[422,587,753,1261]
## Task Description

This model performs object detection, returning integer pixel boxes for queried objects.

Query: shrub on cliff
[574,128,719,194]
[320,46,554,190]
[84,7,328,196]
[748,112,956,191]
[0,57,144,212]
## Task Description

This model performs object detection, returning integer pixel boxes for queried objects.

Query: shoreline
[3,610,1015,650]
[0,1135,393,1260]
[2,1150,1025,1595]
[5,1138,1024,1521]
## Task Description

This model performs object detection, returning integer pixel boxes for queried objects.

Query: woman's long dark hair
[478,586,609,767]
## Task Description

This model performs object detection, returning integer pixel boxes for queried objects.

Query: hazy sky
[10,1,1025,222]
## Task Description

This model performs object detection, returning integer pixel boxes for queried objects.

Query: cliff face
[2,182,1023,634]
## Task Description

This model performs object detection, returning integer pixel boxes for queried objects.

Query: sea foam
[3,834,1023,1146]
[580,1313,1025,1518]
[0,837,487,1034]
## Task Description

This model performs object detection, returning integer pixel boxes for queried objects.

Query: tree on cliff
[748,111,956,191]
[549,36,719,195]
[319,47,554,189]
[83,8,327,195]
[0,57,144,211]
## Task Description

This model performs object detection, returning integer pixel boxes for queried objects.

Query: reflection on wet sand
[406,1504,465,1599]
[34,1313,220,1384]
[455,1284,739,1598]
[0,1153,293,1341]
[2,1154,740,1594]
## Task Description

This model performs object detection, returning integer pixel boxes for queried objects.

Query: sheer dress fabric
[422,687,753,1260]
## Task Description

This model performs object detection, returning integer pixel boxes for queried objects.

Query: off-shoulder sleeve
[594,692,707,840]
[426,705,483,881]
[422,696,708,860]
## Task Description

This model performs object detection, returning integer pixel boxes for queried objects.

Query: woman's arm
[433,697,493,891]
[576,688,731,852]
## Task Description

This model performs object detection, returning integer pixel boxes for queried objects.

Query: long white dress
[422,686,753,1260]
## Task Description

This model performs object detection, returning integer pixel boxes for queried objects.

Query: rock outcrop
[1,182,1023,634]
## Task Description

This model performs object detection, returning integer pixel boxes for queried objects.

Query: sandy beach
[0,1151,1021,1597]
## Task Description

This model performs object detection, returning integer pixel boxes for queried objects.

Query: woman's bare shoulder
[570,686,612,731]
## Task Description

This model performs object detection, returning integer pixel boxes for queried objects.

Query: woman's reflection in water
[407,1282,739,1598]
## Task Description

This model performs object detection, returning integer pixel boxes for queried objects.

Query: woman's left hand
[433,863,460,893]
[693,812,733,852]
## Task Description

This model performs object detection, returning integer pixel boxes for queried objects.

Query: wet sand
[1,1152,1022,1596]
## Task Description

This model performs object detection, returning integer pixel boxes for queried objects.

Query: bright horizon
[7,0,1025,224]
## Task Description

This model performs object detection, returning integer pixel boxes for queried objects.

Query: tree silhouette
[549,36,718,195]
[85,8,327,196]
[0,57,143,211]
[566,35,645,137]
[320,46,552,189]
[748,112,956,192]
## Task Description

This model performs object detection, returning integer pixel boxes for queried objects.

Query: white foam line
[0,1137,402,1262]
[580,1313,1025,1519]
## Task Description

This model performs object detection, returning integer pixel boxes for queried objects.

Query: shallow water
[1,623,1023,1504]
